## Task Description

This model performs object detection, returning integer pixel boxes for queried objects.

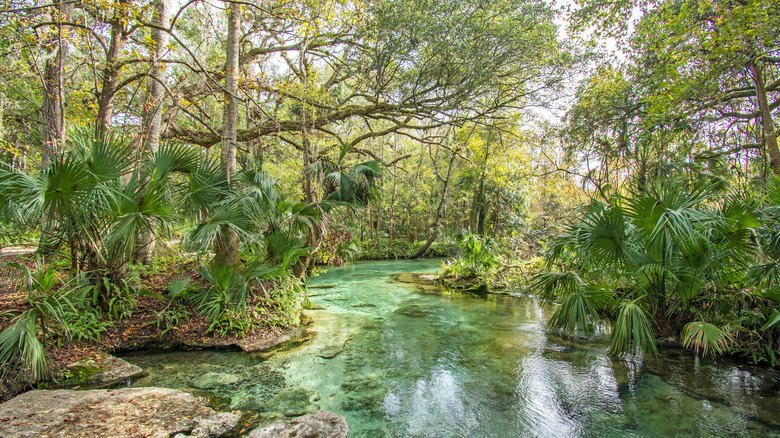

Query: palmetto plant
[535,178,772,357]
[0,130,204,288]
[0,257,73,380]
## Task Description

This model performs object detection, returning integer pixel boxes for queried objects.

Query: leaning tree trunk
[133,0,172,264]
[214,0,240,267]
[751,62,780,175]
[410,152,457,259]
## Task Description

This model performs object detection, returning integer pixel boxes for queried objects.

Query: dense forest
[0,0,778,389]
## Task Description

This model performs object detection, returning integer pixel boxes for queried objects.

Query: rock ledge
[0,388,239,438]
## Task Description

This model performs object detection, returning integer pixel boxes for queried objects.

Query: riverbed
[122,259,780,437]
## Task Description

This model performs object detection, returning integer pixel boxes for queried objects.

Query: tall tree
[139,0,171,154]
[40,0,72,167]
[133,0,172,264]
[214,0,241,266]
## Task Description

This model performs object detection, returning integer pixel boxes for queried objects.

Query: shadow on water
[121,259,780,437]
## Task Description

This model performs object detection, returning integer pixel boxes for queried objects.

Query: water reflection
[122,259,780,437]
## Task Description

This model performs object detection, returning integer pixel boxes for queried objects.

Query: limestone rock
[191,371,241,390]
[62,354,146,388]
[176,327,305,353]
[248,410,348,438]
[231,387,318,417]
[236,328,304,353]
[0,388,239,438]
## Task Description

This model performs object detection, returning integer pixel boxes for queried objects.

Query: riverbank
[0,253,308,402]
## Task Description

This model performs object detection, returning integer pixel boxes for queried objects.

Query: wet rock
[340,375,384,413]
[238,328,305,353]
[268,387,319,416]
[301,312,315,326]
[232,387,319,417]
[60,354,147,389]
[231,394,265,411]
[248,410,348,438]
[393,304,428,318]
[180,327,305,353]
[308,284,338,289]
[191,371,241,390]
[352,429,390,438]
[318,336,353,359]
[0,388,239,438]
[392,273,443,294]
[318,345,344,359]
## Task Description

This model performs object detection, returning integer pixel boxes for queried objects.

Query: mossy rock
[56,355,146,389]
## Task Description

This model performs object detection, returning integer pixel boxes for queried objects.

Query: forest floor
[0,252,297,401]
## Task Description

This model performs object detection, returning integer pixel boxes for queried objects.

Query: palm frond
[531,271,585,300]
[609,298,657,356]
[547,290,600,334]
[681,320,732,356]
[0,309,48,380]
[69,128,132,182]
[187,204,250,254]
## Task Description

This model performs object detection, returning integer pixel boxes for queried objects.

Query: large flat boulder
[0,388,239,438]
[248,410,348,438]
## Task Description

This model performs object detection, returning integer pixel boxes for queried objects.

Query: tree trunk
[133,0,172,264]
[215,0,240,266]
[140,0,171,154]
[469,174,486,234]
[751,63,780,175]
[39,1,72,255]
[389,176,396,255]
[410,152,457,259]
[41,0,71,167]
[301,134,316,202]
[95,2,130,135]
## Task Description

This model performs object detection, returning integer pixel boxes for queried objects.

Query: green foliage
[153,304,190,336]
[0,310,48,380]
[537,177,777,359]
[0,130,203,304]
[59,309,110,343]
[681,321,732,357]
[194,262,251,325]
[257,275,304,330]
[547,290,600,334]
[609,299,658,356]
[0,277,74,380]
[442,233,499,278]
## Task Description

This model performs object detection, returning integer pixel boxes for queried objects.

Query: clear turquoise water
[122,259,780,437]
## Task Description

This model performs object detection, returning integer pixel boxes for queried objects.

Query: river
[122,259,780,437]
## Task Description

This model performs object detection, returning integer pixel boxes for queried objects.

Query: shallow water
[122,259,780,437]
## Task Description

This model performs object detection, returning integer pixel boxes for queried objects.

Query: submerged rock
[340,375,384,413]
[0,388,239,438]
[232,387,319,417]
[393,304,428,318]
[248,410,348,438]
[191,371,241,390]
